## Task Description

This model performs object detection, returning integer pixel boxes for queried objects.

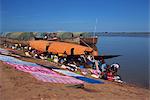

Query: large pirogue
[29,40,98,56]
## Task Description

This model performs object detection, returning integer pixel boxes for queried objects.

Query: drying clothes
[0,48,10,55]
[53,69,83,77]
[0,55,39,67]
[31,72,84,84]
[4,62,58,75]
[0,54,84,84]
[53,69,104,84]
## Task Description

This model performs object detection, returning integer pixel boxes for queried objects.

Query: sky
[1,0,149,32]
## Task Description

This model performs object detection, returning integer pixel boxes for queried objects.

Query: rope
[80,38,93,49]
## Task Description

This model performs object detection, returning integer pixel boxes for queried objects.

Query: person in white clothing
[110,63,120,75]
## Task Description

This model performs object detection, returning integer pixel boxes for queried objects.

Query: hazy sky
[1,0,149,32]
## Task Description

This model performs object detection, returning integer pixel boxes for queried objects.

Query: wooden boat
[80,36,98,45]
[61,36,98,46]
[29,40,98,56]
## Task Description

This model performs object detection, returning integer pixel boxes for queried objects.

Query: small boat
[29,40,98,56]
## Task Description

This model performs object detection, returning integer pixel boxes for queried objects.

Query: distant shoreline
[0,32,150,38]
[95,32,150,37]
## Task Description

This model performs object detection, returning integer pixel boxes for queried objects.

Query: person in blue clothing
[98,58,108,79]
[97,57,103,71]
[100,59,107,72]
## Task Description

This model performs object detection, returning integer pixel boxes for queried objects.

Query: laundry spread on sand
[0,55,39,67]
[0,48,10,55]
[4,62,57,75]
[0,48,104,84]
[53,69,104,84]
[73,76,104,84]
[53,69,83,77]
[0,54,84,84]
[31,72,84,84]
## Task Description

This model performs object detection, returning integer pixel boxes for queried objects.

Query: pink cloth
[5,62,57,75]
[4,62,84,84]
[90,69,101,75]
[31,72,84,84]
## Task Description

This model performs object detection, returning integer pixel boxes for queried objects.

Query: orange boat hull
[29,40,98,56]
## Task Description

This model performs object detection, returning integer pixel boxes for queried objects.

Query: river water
[96,35,149,88]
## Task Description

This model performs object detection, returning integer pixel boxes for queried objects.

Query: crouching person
[110,63,120,76]
[24,51,32,57]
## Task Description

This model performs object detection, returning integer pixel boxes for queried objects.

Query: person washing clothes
[100,59,107,72]
[110,63,120,75]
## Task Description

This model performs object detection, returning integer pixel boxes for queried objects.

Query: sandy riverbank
[0,41,149,100]
[0,57,149,100]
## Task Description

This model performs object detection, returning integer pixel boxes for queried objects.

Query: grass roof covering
[6,32,35,40]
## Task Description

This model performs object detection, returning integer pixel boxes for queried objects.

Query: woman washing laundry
[110,63,120,75]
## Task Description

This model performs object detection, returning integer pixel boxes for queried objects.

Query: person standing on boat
[68,48,74,62]
[71,48,74,56]
[44,33,48,40]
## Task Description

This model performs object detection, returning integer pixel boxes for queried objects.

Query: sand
[0,59,149,100]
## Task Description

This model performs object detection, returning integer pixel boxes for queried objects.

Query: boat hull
[29,40,98,56]
[80,37,98,45]
[61,37,98,46]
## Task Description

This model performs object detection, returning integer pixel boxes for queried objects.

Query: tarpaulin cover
[29,40,50,52]
[48,41,93,55]
[29,40,95,55]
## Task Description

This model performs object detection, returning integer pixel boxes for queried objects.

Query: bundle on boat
[29,40,98,56]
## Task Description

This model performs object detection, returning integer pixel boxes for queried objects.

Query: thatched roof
[6,32,35,40]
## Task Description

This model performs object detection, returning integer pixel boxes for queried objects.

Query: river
[96,35,149,88]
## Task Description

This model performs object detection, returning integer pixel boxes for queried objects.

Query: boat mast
[93,18,98,44]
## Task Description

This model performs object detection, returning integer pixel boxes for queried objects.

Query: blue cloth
[79,65,84,69]
[0,55,39,67]
[53,69,83,77]
[53,69,104,84]
[98,61,102,68]
[74,76,104,84]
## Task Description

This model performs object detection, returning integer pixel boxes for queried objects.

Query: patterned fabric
[4,62,57,75]
[53,69,104,84]
[0,55,39,67]
[53,69,83,77]
[0,48,9,55]
[31,72,84,84]
[0,54,84,84]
